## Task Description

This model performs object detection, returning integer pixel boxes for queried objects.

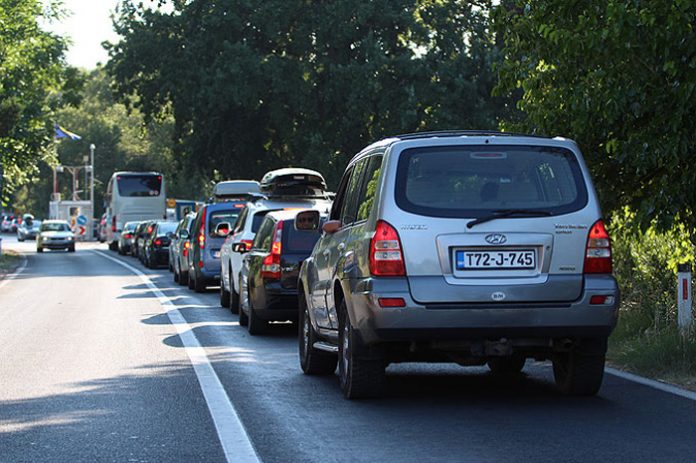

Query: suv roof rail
[394,130,549,140]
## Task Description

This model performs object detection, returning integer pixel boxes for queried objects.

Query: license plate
[455,249,536,270]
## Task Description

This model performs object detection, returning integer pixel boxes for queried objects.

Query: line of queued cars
[114,131,622,400]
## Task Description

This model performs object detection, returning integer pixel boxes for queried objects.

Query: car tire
[173,267,180,283]
[299,292,337,375]
[229,273,240,314]
[487,355,526,376]
[220,282,230,308]
[68,245,76,253]
[179,269,189,286]
[18,236,24,242]
[246,296,267,335]
[109,241,118,252]
[338,300,386,399]
[187,270,195,290]
[37,246,43,253]
[238,276,248,326]
[118,245,125,255]
[552,338,607,396]
[193,270,206,293]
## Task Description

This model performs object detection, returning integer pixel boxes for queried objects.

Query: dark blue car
[187,201,246,292]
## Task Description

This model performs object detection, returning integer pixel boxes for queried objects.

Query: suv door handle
[337,242,346,251]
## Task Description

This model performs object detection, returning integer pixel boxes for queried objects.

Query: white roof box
[213,180,261,200]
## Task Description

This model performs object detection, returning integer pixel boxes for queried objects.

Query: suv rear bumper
[346,275,619,345]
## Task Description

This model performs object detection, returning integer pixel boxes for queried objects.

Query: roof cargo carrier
[259,168,328,198]
[213,180,261,201]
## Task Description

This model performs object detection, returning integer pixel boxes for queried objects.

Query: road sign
[77,225,86,236]
[76,214,88,226]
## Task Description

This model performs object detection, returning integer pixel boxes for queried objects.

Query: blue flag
[54,123,82,141]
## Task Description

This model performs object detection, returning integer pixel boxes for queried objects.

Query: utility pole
[90,144,95,214]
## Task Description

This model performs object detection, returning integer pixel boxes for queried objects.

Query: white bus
[104,171,166,250]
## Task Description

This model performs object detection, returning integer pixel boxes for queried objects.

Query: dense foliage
[0,0,81,204]
[107,0,512,188]
[494,0,696,229]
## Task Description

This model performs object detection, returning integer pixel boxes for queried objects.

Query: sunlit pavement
[1,234,696,463]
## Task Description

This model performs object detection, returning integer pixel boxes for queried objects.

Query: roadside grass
[0,249,21,276]
[607,209,696,390]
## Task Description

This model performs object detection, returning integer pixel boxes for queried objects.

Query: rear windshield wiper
[466,209,552,229]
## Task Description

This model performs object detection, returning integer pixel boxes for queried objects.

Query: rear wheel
[299,292,337,375]
[68,245,75,253]
[36,246,43,253]
[220,280,230,308]
[237,276,248,326]
[187,270,195,290]
[247,294,267,335]
[553,338,607,396]
[487,355,526,376]
[193,272,206,293]
[173,267,180,283]
[109,241,118,251]
[338,300,386,399]
[229,271,240,314]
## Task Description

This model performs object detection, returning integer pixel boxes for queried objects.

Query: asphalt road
[1,235,696,463]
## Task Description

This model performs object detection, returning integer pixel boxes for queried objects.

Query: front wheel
[36,246,43,253]
[299,292,337,375]
[338,300,386,399]
[553,338,607,396]
[68,245,75,253]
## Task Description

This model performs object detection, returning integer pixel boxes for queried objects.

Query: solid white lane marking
[0,255,28,290]
[95,251,261,463]
[606,367,696,402]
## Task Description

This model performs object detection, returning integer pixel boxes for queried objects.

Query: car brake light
[584,219,613,274]
[154,238,162,246]
[369,220,406,276]
[183,241,190,257]
[123,233,133,239]
[198,206,207,250]
[240,239,254,252]
[261,221,283,280]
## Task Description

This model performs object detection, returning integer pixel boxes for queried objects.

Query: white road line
[0,254,27,290]
[606,367,696,402]
[94,250,261,463]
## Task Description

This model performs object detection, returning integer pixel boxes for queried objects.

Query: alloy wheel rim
[302,307,310,354]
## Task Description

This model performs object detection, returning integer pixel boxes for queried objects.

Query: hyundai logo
[485,233,507,245]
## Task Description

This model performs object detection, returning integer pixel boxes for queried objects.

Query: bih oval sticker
[491,291,506,302]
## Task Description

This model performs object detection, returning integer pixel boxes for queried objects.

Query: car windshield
[41,222,70,232]
[395,145,588,218]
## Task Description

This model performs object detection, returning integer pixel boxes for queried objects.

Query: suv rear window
[395,145,588,218]
[282,220,322,252]
[208,209,241,236]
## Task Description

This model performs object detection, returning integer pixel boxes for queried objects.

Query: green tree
[494,0,696,228]
[0,0,81,205]
[108,0,510,188]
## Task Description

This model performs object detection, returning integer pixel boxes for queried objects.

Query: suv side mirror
[232,242,249,254]
[215,222,232,237]
[294,210,320,231]
[322,220,342,234]
[179,229,190,239]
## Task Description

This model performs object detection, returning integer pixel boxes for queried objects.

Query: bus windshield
[117,174,162,197]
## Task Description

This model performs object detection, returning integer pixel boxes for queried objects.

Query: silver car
[17,219,41,241]
[297,131,619,399]
[37,220,75,252]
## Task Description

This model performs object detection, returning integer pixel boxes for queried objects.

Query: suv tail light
[584,219,613,274]
[183,240,190,257]
[240,239,254,252]
[123,232,133,239]
[197,206,208,251]
[154,238,162,247]
[370,220,406,276]
[112,215,117,232]
[261,221,283,280]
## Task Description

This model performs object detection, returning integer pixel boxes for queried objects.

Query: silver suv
[297,131,619,399]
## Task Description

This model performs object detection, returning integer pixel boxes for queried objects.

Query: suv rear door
[388,142,595,305]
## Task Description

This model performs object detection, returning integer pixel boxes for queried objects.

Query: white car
[36,220,76,253]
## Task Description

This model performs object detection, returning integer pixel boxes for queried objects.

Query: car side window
[330,166,354,221]
[233,207,248,234]
[356,155,384,222]
[253,217,275,251]
[340,159,367,226]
